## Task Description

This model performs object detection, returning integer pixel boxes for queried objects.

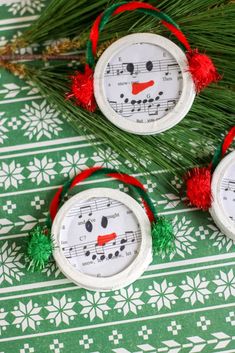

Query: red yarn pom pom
[185,167,212,210]
[68,64,96,112]
[187,49,221,93]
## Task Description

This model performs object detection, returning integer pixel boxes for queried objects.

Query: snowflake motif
[3,200,16,214]
[180,274,211,305]
[79,292,110,321]
[0,308,9,335]
[113,285,144,316]
[20,343,35,353]
[12,301,43,332]
[0,161,25,189]
[0,115,8,144]
[147,280,178,310]
[91,147,121,168]
[21,100,63,141]
[42,262,61,278]
[45,295,77,326]
[7,0,45,16]
[209,224,235,252]
[166,216,197,260]
[0,242,24,284]
[27,157,57,185]
[213,269,235,300]
[59,152,88,178]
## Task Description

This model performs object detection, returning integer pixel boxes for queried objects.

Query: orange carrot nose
[97,232,117,246]
[132,80,154,95]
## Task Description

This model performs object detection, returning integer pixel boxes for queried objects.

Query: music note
[125,231,135,243]
[78,205,92,218]
[65,247,73,259]
[165,99,176,112]
[95,243,105,255]
[225,181,235,192]
[83,245,90,257]
[148,103,160,116]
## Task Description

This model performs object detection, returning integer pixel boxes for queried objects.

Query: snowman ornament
[185,126,235,240]
[26,167,175,291]
[68,1,220,135]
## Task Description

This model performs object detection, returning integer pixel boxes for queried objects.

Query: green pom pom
[152,216,175,255]
[27,226,53,271]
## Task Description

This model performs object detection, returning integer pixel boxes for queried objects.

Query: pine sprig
[18,63,233,175]
[1,0,234,180]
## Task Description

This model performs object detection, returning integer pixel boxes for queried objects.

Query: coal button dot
[100,255,105,261]
[120,246,125,251]
[85,251,90,256]
[92,255,96,260]
[115,251,119,257]
[108,253,113,259]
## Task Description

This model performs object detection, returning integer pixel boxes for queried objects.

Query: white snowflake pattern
[147,280,178,310]
[113,285,144,316]
[180,274,211,305]
[0,114,8,144]
[21,100,62,140]
[91,147,121,168]
[209,224,235,251]
[167,216,197,260]
[0,161,25,189]
[7,0,45,16]
[213,269,235,300]
[12,301,43,332]
[42,262,61,278]
[0,308,9,335]
[45,295,76,326]
[27,157,57,185]
[0,242,24,284]
[59,152,88,178]
[79,292,111,321]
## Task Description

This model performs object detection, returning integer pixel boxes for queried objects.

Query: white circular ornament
[94,33,195,135]
[210,151,235,240]
[52,187,152,291]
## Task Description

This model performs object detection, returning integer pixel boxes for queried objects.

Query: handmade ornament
[26,167,175,291]
[185,127,235,240]
[69,1,220,135]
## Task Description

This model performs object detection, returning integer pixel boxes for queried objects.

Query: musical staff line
[221,178,235,192]
[108,97,179,117]
[66,198,122,218]
[62,229,141,259]
[105,59,181,77]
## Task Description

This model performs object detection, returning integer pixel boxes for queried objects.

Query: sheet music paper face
[60,197,141,278]
[220,161,235,223]
[104,42,183,123]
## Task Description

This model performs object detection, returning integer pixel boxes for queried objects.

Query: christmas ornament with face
[26,167,175,291]
[68,1,220,135]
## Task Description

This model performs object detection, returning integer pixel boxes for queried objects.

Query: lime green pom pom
[27,226,53,271]
[152,216,175,255]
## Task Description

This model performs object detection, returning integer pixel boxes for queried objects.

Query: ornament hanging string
[26,167,176,271]
[68,1,220,111]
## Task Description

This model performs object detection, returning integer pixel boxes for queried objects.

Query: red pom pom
[68,64,96,112]
[187,49,221,92]
[185,167,212,210]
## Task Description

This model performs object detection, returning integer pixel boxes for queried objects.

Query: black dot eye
[146,60,153,71]
[126,63,134,75]
[101,216,108,228]
[85,220,93,232]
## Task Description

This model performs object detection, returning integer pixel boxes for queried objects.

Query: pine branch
[1,0,234,181]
